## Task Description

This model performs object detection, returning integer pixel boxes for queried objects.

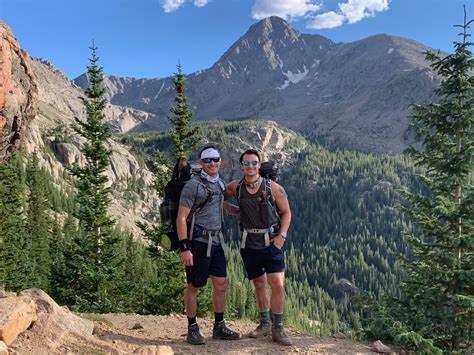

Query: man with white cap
[176,145,241,345]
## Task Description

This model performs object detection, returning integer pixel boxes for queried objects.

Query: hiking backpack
[159,157,224,251]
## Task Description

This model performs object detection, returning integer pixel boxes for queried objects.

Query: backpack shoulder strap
[193,175,212,212]
[236,179,244,203]
[217,178,225,193]
[264,178,280,221]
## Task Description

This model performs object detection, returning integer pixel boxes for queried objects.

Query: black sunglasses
[241,160,258,167]
[202,157,221,164]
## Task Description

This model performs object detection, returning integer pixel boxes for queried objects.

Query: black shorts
[240,244,285,280]
[185,240,227,288]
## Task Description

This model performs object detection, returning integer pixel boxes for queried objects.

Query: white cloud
[163,0,209,13]
[339,0,389,24]
[307,11,345,29]
[251,0,321,20]
[163,0,185,13]
[193,0,209,7]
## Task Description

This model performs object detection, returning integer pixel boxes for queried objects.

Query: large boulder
[18,289,93,337]
[0,296,37,345]
[0,20,38,164]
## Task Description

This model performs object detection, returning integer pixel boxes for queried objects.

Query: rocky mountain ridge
[75,16,441,154]
[0,20,37,164]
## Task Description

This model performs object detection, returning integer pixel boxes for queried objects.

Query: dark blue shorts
[185,240,227,288]
[240,244,285,280]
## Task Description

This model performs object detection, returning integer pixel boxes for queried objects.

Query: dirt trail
[11,312,381,354]
[80,314,377,354]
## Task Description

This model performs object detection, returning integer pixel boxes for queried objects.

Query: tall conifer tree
[168,63,199,159]
[402,9,474,351]
[26,152,51,291]
[0,154,31,291]
[68,44,123,311]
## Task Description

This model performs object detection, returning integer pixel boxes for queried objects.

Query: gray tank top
[238,179,280,249]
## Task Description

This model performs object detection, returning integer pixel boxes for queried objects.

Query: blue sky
[1,0,471,79]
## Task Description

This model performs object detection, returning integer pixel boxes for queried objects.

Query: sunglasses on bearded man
[241,160,259,167]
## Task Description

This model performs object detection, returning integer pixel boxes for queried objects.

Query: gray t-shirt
[179,175,225,245]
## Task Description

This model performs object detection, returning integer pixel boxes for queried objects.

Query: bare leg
[252,273,270,310]
[210,276,227,313]
[267,272,285,313]
[184,282,199,317]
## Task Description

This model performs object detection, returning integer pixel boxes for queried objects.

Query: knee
[268,279,284,292]
[213,278,228,292]
[253,277,266,291]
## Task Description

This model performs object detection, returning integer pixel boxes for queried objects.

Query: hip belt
[240,224,279,249]
[191,229,224,257]
[188,208,224,257]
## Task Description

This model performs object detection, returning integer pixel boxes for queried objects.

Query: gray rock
[18,288,93,337]
[371,340,393,353]
[0,20,38,164]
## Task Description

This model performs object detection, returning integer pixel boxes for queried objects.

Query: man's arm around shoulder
[224,180,240,216]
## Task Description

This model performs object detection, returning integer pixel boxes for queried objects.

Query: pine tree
[136,63,202,314]
[67,44,123,311]
[0,154,31,291]
[49,216,67,301]
[26,152,51,292]
[168,63,200,159]
[402,8,474,351]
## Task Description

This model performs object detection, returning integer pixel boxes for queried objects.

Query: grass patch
[80,313,114,327]
[63,339,106,355]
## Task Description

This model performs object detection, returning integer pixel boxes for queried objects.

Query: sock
[214,312,224,323]
[260,309,271,321]
[187,316,197,326]
[272,312,284,327]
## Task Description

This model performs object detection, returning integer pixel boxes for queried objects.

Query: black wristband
[179,239,190,252]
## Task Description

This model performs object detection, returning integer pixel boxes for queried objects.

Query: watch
[280,232,287,239]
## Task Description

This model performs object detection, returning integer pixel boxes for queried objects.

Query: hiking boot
[187,323,205,345]
[248,319,272,338]
[272,325,293,346]
[212,320,241,340]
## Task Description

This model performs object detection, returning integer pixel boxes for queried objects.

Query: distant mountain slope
[75,16,441,153]
[24,58,161,235]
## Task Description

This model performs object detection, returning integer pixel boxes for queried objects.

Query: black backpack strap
[236,179,244,203]
[263,178,281,225]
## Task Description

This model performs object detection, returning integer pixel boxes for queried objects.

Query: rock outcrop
[0,289,178,354]
[19,289,94,337]
[0,289,95,352]
[0,296,37,345]
[0,20,38,164]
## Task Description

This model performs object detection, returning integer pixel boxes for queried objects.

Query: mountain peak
[248,16,300,41]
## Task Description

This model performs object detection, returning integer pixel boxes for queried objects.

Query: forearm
[177,217,188,241]
[279,211,291,234]
[224,201,240,216]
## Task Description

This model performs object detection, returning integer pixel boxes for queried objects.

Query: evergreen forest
[1,15,472,354]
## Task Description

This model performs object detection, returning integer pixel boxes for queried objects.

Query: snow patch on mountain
[153,80,166,100]
[278,65,309,90]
